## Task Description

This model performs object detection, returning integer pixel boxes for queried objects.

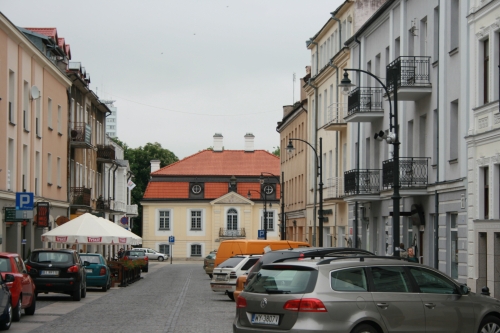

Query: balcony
[219,228,246,238]
[343,169,382,203]
[386,56,432,101]
[126,204,139,216]
[96,197,127,213]
[324,177,344,202]
[70,122,93,149]
[345,87,384,123]
[113,200,126,213]
[70,187,91,207]
[324,103,347,131]
[97,145,116,163]
[382,157,430,196]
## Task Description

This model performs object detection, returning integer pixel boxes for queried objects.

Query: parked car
[211,255,261,301]
[0,253,36,321]
[233,247,374,301]
[0,273,13,330]
[234,255,500,332]
[133,248,168,261]
[203,251,216,278]
[25,249,88,301]
[78,253,111,292]
[123,250,149,272]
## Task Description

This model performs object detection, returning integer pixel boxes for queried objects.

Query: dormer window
[192,184,202,194]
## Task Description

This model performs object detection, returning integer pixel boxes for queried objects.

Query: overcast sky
[1,0,343,159]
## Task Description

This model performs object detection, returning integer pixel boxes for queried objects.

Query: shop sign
[36,202,50,228]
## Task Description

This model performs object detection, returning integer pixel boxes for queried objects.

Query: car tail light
[26,264,32,272]
[99,267,106,276]
[67,265,79,273]
[144,257,148,261]
[236,296,247,308]
[298,253,305,260]
[123,256,128,260]
[284,298,327,312]
[230,271,237,279]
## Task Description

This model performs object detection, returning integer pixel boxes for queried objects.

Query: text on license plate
[252,313,279,325]
[41,270,59,276]
[216,275,227,281]
[85,269,93,273]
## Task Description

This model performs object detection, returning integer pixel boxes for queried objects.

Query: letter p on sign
[16,192,34,210]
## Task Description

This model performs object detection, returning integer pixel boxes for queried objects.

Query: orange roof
[143,182,189,199]
[152,150,280,177]
[205,183,228,198]
[24,27,58,41]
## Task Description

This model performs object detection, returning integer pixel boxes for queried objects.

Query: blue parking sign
[16,192,34,210]
[258,230,265,239]
[169,236,175,244]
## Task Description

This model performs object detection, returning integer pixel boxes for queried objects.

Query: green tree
[112,140,178,236]
[271,146,280,157]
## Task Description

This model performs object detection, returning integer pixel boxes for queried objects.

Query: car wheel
[227,292,235,301]
[478,316,500,333]
[24,294,36,316]
[81,283,87,299]
[142,266,148,273]
[73,283,81,301]
[158,256,164,262]
[0,301,12,330]
[351,324,378,333]
[12,296,21,322]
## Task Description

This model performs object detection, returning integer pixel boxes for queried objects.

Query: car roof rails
[271,250,375,263]
[317,255,409,265]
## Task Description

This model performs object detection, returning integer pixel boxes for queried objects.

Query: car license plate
[211,284,227,290]
[216,275,227,281]
[85,269,93,273]
[251,313,279,325]
[41,270,59,276]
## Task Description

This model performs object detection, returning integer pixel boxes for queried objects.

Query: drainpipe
[112,163,119,200]
[66,88,72,219]
[354,35,361,248]
[328,59,340,244]
[434,18,440,269]
[330,14,342,52]
[307,78,319,247]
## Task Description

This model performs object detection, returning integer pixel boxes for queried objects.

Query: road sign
[258,230,265,239]
[4,207,24,222]
[16,192,34,210]
[169,236,175,244]
[16,210,33,219]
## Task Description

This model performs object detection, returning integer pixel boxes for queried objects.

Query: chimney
[150,160,161,173]
[244,133,255,152]
[213,133,223,152]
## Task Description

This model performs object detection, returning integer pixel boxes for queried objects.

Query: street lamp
[286,137,324,247]
[260,172,285,240]
[339,68,401,257]
[247,189,271,240]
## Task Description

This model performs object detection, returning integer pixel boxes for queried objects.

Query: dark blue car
[0,273,13,330]
[79,254,111,292]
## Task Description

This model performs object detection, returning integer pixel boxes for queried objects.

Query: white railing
[126,204,138,215]
[326,103,348,125]
[112,200,126,213]
[325,177,344,199]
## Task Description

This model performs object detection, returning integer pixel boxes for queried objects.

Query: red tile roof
[143,182,189,199]
[153,150,280,176]
[205,183,228,198]
[24,27,58,41]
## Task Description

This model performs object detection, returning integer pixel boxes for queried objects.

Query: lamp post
[339,68,400,257]
[247,189,270,240]
[260,172,285,240]
[286,137,324,247]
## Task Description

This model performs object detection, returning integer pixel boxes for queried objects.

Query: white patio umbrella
[41,213,142,245]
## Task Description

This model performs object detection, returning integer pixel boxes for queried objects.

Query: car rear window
[0,258,12,272]
[245,267,317,294]
[31,252,73,264]
[80,255,101,264]
[218,257,245,268]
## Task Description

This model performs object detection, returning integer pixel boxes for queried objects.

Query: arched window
[227,208,238,230]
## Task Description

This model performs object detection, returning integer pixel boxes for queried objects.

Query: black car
[0,273,13,330]
[25,249,89,301]
[123,250,149,273]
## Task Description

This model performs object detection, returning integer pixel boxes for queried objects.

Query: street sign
[169,236,175,244]
[258,230,265,239]
[16,210,33,219]
[16,192,34,210]
[4,207,23,222]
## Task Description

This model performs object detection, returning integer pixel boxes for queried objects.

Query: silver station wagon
[234,256,500,333]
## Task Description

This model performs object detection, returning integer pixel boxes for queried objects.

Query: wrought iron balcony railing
[219,228,246,237]
[97,145,116,160]
[347,87,384,116]
[70,187,91,206]
[70,122,92,144]
[386,56,431,92]
[325,177,344,199]
[326,103,347,124]
[344,169,381,196]
[382,157,430,189]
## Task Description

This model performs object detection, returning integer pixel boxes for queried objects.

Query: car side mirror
[459,284,470,295]
[4,274,15,283]
[84,261,91,267]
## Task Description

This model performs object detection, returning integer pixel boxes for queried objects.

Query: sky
[1,0,343,159]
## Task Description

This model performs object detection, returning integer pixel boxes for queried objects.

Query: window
[450,0,459,51]
[227,208,238,230]
[434,6,439,62]
[191,244,202,257]
[331,268,368,292]
[36,99,41,137]
[9,70,15,124]
[263,211,274,231]
[191,184,202,194]
[450,213,458,279]
[48,98,53,128]
[57,105,62,133]
[57,157,61,187]
[191,210,202,230]
[23,81,29,131]
[449,100,459,161]
[159,210,170,230]
[370,266,412,292]
[47,153,52,185]
[159,244,170,256]
[409,267,458,294]
[484,39,490,104]
[241,258,260,271]
[263,185,273,195]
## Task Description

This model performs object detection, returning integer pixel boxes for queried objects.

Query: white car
[210,255,261,301]
[133,248,168,261]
